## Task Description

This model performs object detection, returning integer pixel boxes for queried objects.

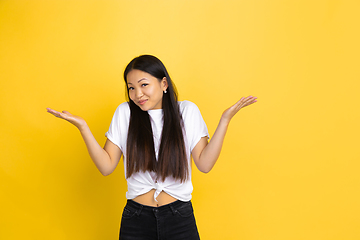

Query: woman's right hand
[46,108,87,130]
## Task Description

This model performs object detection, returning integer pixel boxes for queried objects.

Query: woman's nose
[135,89,143,98]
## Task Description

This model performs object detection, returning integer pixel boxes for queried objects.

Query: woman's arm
[46,108,122,176]
[191,96,257,173]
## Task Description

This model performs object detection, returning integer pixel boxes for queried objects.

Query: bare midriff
[132,189,178,207]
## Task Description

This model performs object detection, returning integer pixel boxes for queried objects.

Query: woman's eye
[141,83,148,87]
[128,87,134,90]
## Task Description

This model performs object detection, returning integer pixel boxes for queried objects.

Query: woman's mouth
[139,99,148,105]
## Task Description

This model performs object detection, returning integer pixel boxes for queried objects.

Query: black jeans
[119,200,200,240]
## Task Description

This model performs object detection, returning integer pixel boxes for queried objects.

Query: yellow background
[1,0,359,239]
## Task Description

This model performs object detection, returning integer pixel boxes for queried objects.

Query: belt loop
[136,205,143,216]
[169,204,177,215]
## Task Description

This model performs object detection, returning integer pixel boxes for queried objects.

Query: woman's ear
[162,77,168,91]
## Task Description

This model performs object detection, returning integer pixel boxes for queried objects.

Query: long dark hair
[123,55,188,182]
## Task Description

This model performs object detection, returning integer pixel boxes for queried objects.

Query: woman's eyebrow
[128,78,148,85]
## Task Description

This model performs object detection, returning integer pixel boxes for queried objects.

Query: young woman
[47,55,257,240]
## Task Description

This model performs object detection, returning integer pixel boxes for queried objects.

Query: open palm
[222,96,257,122]
[46,108,86,129]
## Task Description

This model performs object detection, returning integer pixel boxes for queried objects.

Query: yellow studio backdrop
[1,0,359,239]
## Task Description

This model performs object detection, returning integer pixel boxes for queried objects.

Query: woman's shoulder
[112,102,130,118]
[116,102,130,111]
[178,100,198,110]
[178,100,202,117]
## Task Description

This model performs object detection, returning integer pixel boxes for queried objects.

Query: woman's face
[126,69,168,111]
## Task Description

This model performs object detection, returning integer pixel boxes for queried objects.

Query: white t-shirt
[105,100,209,202]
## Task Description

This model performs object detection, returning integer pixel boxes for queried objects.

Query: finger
[46,108,57,113]
[236,96,257,109]
[238,96,254,104]
[46,108,61,116]
[244,96,257,104]
[241,97,257,108]
[233,97,245,107]
[61,110,73,117]
[244,95,256,101]
[47,108,70,120]
[232,96,257,108]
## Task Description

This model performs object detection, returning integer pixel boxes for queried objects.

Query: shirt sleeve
[105,102,130,152]
[180,101,209,151]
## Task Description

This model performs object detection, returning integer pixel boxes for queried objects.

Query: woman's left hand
[221,96,257,123]
[192,95,257,173]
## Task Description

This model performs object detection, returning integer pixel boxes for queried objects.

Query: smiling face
[126,69,168,111]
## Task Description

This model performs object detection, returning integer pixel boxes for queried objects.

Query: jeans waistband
[126,199,191,214]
